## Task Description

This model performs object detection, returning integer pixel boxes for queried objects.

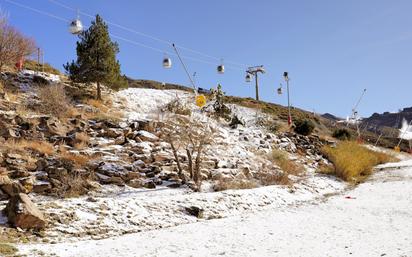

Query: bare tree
[0,13,36,71]
[160,114,216,191]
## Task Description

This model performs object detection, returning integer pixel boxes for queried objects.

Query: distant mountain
[363,107,412,129]
[321,113,342,121]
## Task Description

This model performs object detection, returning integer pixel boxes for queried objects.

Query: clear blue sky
[2,0,411,118]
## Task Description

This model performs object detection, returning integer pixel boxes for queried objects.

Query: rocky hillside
[0,69,349,245]
[363,107,412,129]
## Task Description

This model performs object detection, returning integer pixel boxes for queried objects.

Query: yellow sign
[195,94,206,108]
[394,146,401,152]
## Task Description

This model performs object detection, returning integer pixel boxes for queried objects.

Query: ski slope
[18,160,412,257]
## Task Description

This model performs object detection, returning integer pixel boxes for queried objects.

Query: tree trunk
[186,148,193,179]
[169,140,185,184]
[194,144,203,185]
[96,81,102,100]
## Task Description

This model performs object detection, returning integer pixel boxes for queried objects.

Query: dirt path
[18,161,412,257]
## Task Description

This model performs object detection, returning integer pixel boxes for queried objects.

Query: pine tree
[64,14,127,100]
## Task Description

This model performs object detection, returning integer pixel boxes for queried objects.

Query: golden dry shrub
[213,177,258,191]
[322,141,395,182]
[4,139,54,155]
[36,84,71,118]
[269,149,303,176]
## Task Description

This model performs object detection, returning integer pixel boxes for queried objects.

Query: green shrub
[333,128,351,140]
[294,119,315,136]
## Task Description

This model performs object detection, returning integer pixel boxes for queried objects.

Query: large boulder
[136,130,159,142]
[0,175,26,196]
[4,193,46,229]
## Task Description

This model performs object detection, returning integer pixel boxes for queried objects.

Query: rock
[136,130,159,142]
[97,163,129,178]
[153,151,172,162]
[137,120,155,132]
[101,128,122,138]
[19,177,34,193]
[132,160,145,171]
[166,182,182,188]
[185,206,204,218]
[0,175,26,196]
[126,178,143,188]
[95,173,125,186]
[5,193,46,229]
[32,181,52,194]
[143,180,156,189]
[114,135,126,145]
[46,166,68,180]
[0,188,8,200]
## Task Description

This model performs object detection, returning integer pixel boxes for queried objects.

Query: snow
[19,69,61,83]
[18,160,412,257]
[399,119,412,140]
[116,89,192,120]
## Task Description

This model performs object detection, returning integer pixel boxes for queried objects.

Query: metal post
[255,72,259,101]
[41,49,44,73]
[37,47,40,74]
[286,78,291,126]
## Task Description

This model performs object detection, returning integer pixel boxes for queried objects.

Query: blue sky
[2,0,411,117]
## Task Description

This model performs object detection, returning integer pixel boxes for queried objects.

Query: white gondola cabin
[217,64,224,74]
[163,57,172,68]
[245,73,251,82]
[69,18,83,34]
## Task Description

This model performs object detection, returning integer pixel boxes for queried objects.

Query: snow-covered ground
[18,159,412,257]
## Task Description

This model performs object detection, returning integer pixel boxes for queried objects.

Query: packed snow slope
[18,159,412,257]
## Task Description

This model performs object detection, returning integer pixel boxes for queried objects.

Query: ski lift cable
[4,0,69,22]
[3,0,244,71]
[110,34,240,69]
[46,0,250,68]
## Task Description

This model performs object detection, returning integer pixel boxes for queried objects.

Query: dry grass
[257,171,291,186]
[268,149,303,176]
[36,84,71,118]
[322,141,396,183]
[85,99,110,113]
[73,132,90,150]
[58,146,92,168]
[164,98,192,116]
[84,110,124,122]
[82,98,124,122]
[3,139,54,155]
[213,178,258,191]
[56,172,90,198]
[0,243,17,256]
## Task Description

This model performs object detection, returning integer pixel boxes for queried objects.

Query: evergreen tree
[64,15,127,100]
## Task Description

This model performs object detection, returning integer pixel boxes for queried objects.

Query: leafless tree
[160,114,216,191]
[0,12,36,71]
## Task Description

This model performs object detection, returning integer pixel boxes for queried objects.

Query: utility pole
[283,72,292,126]
[246,65,265,101]
[37,47,41,74]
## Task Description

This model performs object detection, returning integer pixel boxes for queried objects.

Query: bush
[36,84,70,118]
[333,128,351,140]
[294,119,315,135]
[268,149,302,176]
[0,243,17,256]
[23,59,61,75]
[213,178,258,191]
[322,141,395,183]
[164,98,191,116]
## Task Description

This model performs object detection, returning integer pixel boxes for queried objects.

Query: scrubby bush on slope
[322,141,395,182]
